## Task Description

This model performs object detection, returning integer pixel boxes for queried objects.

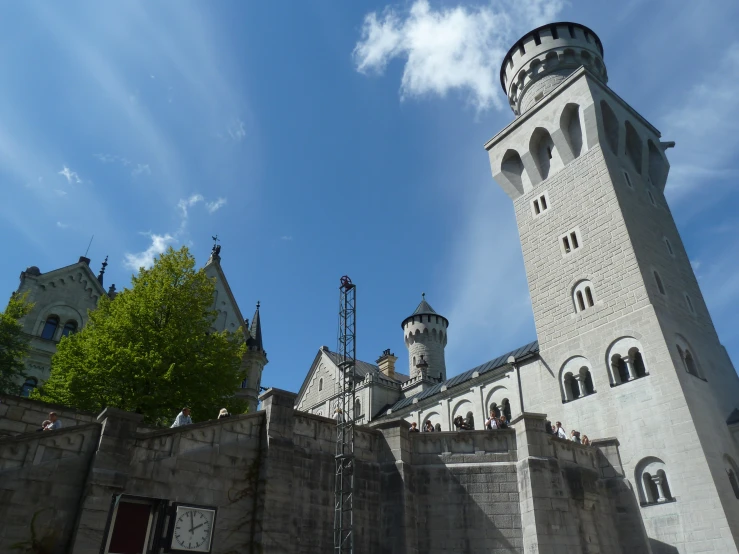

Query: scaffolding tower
[334,276,356,554]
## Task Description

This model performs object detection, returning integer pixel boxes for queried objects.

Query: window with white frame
[573,280,596,313]
[530,190,551,218]
[560,227,582,256]
[559,356,596,403]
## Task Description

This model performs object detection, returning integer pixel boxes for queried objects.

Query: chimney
[376,349,397,379]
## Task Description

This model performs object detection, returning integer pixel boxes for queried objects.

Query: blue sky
[1,0,738,393]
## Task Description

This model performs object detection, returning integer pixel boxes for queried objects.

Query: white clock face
[172,507,214,552]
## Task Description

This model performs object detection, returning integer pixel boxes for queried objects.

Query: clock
[166,503,217,553]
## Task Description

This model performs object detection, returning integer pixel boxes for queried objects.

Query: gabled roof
[377,340,539,416]
[204,255,248,334]
[294,348,411,409]
[22,257,108,298]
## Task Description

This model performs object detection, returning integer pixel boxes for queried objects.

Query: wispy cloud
[58,165,81,184]
[177,194,204,218]
[131,163,151,177]
[54,189,67,197]
[662,44,739,205]
[206,197,227,214]
[280,235,293,241]
[95,153,131,166]
[228,119,246,141]
[353,0,564,110]
[56,221,69,229]
[123,232,176,270]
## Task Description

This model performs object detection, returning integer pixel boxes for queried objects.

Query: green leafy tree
[0,292,33,395]
[36,246,247,426]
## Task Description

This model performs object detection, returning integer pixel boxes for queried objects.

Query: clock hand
[189,511,194,534]
[192,522,206,531]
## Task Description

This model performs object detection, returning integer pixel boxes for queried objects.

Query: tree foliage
[37,247,247,426]
[0,292,33,395]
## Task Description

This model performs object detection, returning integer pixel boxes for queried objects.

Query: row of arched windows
[40,316,77,341]
[561,334,706,402]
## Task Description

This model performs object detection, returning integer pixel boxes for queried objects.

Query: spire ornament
[97,256,108,285]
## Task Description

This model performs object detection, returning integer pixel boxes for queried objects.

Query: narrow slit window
[563,236,571,253]
[577,291,585,312]
[623,171,633,188]
[665,238,674,256]
[585,287,594,307]
[654,271,665,295]
[685,294,694,314]
[570,232,579,249]
[533,199,541,214]
[648,191,656,206]
[540,195,548,210]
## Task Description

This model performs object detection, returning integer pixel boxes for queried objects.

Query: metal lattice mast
[334,276,356,554]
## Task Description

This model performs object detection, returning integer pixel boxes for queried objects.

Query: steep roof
[377,340,540,416]
[402,294,448,328]
[247,302,264,352]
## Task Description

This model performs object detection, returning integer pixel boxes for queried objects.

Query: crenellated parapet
[500,22,606,116]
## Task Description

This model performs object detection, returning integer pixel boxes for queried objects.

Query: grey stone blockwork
[486,56,739,552]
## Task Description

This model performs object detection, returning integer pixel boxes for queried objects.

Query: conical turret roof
[247,301,264,352]
[402,293,448,328]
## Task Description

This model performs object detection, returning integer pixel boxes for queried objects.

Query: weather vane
[211,235,221,256]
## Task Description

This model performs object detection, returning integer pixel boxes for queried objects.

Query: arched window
[654,271,666,295]
[560,357,596,402]
[319,378,323,391]
[625,121,643,173]
[354,398,361,419]
[684,350,698,377]
[573,280,595,313]
[465,411,475,430]
[20,377,38,397]
[61,320,78,338]
[636,457,674,506]
[560,103,583,158]
[502,399,512,422]
[490,402,500,417]
[631,349,647,378]
[600,101,619,154]
[500,149,527,196]
[530,127,558,181]
[41,316,59,340]
[607,337,649,386]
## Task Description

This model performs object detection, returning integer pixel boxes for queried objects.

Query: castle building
[295,22,739,553]
[8,245,267,411]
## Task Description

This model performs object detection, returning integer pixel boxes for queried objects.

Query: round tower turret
[402,294,448,382]
[500,22,607,116]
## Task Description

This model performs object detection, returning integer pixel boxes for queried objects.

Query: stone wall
[0,422,101,552]
[0,394,98,436]
[0,391,649,554]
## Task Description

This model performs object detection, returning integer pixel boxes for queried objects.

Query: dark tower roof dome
[25,266,41,276]
[401,293,449,328]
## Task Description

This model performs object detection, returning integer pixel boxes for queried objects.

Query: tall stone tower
[486,22,739,553]
[402,294,448,382]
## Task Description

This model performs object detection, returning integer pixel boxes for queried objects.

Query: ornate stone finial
[97,256,108,285]
[422,292,426,300]
[256,301,260,310]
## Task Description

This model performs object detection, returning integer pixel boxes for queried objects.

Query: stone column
[575,374,587,397]
[624,357,637,381]
[652,475,668,502]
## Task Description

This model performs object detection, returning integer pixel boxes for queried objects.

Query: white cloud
[280,235,293,241]
[228,119,246,141]
[662,44,739,205]
[123,232,176,270]
[54,189,68,196]
[177,194,204,218]
[206,197,227,214]
[353,0,564,110]
[56,221,69,229]
[132,163,151,177]
[58,165,81,183]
